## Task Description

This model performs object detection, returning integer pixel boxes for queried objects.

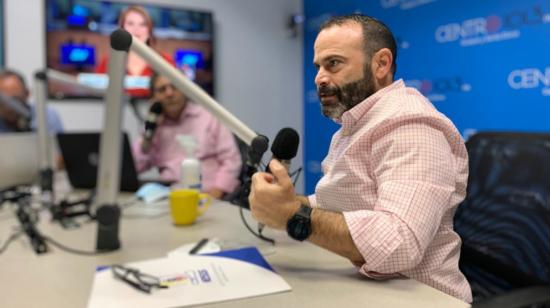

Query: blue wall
[303,0,550,194]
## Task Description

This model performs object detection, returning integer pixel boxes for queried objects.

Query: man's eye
[329,60,340,67]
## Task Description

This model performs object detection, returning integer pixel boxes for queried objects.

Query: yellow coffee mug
[169,189,212,225]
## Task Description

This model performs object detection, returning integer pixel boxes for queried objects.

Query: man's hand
[206,188,224,200]
[141,139,152,154]
[249,160,300,230]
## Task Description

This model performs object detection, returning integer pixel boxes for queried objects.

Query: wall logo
[306,13,332,32]
[435,5,549,46]
[306,89,319,104]
[381,0,437,10]
[508,66,550,96]
[406,76,471,102]
[395,36,411,49]
[307,160,323,175]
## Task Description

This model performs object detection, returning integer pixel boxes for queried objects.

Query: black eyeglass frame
[111,264,168,294]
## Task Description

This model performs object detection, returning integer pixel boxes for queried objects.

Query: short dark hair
[320,14,397,75]
[0,69,29,92]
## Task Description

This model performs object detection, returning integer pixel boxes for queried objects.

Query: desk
[0,199,469,308]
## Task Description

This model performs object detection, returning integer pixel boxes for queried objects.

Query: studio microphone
[0,93,31,131]
[266,127,300,173]
[144,101,163,140]
[141,102,162,153]
[258,127,300,234]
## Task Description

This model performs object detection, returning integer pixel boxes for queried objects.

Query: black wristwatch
[286,204,312,241]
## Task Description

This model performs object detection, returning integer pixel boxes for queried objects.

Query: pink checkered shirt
[309,79,472,302]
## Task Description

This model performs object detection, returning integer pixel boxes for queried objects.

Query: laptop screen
[57,132,140,192]
[0,133,39,189]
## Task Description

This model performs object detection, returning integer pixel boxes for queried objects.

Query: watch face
[288,216,311,241]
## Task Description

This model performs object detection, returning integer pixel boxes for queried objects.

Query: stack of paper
[87,247,291,308]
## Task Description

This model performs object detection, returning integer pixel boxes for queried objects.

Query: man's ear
[371,48,393,80]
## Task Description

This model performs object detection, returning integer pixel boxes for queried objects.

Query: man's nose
[315,68,330,87]
[164,84,175,96]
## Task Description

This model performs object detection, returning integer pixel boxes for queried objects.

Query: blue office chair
[454,132,550,308]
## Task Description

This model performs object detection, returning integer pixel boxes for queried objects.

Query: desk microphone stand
[93,31,128,252]
[34,71,96,228]
[226,136,269,209]
[1,189,48,254]
[33,72,54,209]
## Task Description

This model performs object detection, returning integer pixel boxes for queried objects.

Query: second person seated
[132,73,242,199]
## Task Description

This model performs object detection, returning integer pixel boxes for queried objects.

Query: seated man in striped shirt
[249,14,472,303]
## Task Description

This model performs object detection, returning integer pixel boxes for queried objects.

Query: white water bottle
[176,135,202,191]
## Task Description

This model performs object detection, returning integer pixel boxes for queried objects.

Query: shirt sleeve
[131,135,153,173]
[210,120,242,193]
[46,107,64,133]
[308,194,317,207]
[29,105,63,134]
[343,120,457,275]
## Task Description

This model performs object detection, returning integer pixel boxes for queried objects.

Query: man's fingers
[251,172,275,186]
[268,160,293,188]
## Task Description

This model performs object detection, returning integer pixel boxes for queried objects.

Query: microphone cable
[0,231,23,254]
[239,205,275,245]
[0,195,114,256]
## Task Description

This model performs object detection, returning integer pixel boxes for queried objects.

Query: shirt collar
[181,102,202,117]
[164,102,201,124]
[340,79,405,135]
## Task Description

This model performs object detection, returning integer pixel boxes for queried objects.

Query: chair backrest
[455,132,550,301]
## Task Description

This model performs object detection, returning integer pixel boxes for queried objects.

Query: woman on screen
[96,5,175,97]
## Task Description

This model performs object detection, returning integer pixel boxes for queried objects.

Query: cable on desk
[239,205,275,245]
[0,231,23,254]
[42,236,114,256]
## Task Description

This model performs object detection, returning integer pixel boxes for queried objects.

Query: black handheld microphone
[143,102,163,140]
[266,127,300,173]
[258,127,300,233]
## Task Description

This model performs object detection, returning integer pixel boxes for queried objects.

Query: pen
[189,238,209,255]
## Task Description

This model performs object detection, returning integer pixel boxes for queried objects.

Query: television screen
[45,0,214,99]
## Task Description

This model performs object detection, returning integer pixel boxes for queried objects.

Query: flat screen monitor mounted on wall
[45,0,215,99]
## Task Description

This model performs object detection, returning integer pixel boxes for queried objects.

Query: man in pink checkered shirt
[132,74,242,199]
[249,14,472,302]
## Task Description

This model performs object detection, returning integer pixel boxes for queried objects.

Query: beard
[317,66,376,120]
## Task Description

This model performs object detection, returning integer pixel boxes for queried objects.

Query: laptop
[57,132,140,192]
[0,133,40,189]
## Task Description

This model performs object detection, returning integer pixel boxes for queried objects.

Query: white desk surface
[0,196,470,308]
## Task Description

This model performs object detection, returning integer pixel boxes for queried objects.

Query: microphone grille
[271,127,299,160]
